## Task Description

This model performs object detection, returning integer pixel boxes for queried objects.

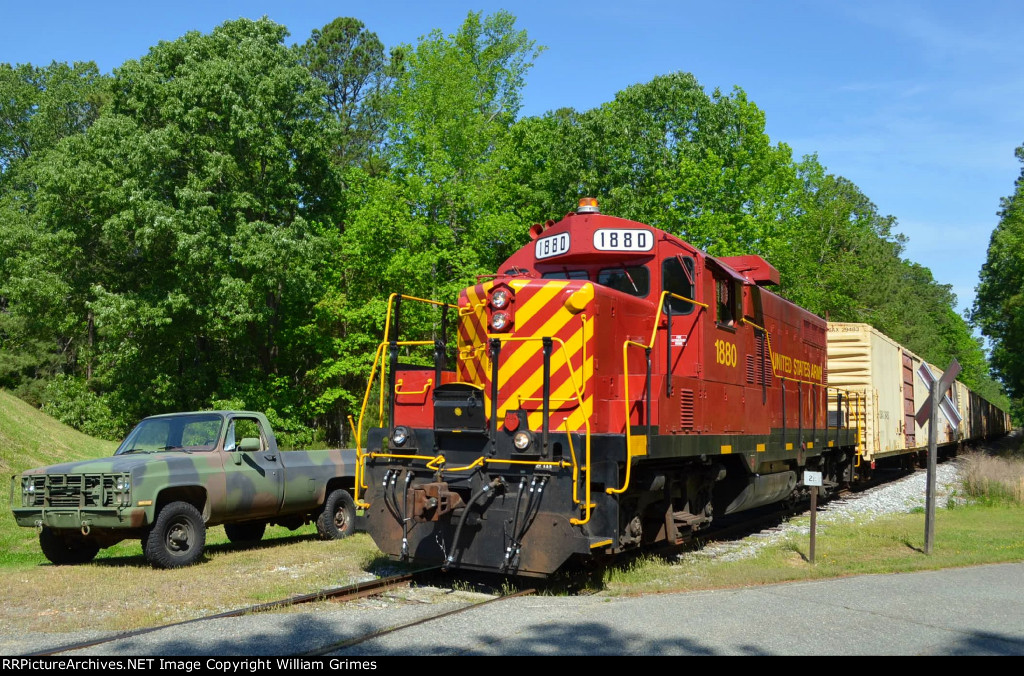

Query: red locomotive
[354,199,863,577]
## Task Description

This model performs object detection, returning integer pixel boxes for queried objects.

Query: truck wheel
[38,527,100,565]
[224,521,266,544]
[317,489,356,540]
[144,501,206,569]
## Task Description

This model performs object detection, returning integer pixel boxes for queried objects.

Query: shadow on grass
[899,535,924,554]
[67,530,326,569]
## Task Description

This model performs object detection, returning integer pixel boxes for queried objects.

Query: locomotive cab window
[715,277,737,328]
[597,265,649,297]
[662,256,695,315]
[541,270,589,280]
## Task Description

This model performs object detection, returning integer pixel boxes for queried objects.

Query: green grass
[600,501,1024,595]
[0,389,117,476]
[1,390,120,566]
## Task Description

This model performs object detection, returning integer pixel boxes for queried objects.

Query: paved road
[9,561,1023,657]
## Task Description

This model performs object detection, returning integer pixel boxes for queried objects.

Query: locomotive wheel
[316,489,356,540]
[144,501,206,569]
[38,527,100,565]
[224,521,267,544]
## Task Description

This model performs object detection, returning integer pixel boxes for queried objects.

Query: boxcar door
[902,352,916,448]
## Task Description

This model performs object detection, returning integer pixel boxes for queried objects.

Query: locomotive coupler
[411,482,465,522]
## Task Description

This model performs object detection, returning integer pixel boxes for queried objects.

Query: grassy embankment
[0,389,1021,634]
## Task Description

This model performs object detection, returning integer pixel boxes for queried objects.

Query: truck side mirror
[238,437,261,452]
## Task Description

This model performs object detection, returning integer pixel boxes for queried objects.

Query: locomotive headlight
[391,426,410,447]
[490,312,511,332]
[491,288,511,309]
[513,431,532,451]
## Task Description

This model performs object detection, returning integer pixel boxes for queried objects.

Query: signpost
[915,359,961,555]
[803,470,822,564]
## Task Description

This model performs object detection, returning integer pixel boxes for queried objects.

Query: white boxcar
[826,322,961,463]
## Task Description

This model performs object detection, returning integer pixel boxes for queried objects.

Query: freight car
[826,323,1011,476]
[353,199,1008,578]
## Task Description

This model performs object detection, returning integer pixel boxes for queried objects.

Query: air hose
[442,476,505,572]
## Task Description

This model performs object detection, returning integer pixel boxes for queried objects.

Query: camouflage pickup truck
[11,410,358,568]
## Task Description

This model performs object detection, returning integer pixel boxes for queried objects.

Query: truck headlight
[22,478,37,506]
[116,477,131,491]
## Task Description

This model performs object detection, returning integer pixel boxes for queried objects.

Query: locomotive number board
[593,229,654,252]
[535,232,571,259]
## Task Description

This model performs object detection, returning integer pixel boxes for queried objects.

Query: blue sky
[4,1,1023,318]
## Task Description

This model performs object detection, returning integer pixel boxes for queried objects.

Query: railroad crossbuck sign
[915,360,962,429]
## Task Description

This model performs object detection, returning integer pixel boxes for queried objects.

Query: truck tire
[38,527,100,565]
[316,489,356,540]
[224,521,267,544]
[144,501,206,569]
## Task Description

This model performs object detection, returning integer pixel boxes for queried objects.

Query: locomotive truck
[11,410,358,568]
[354,198,865,578]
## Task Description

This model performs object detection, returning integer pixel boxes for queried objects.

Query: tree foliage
[974,144,1024,418]
[299,17,400,174]
[1,19,345,442]
[0,11,1008,440]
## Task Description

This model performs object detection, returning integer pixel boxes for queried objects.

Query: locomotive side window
[715,277,736,327]
[597,266,649,297]
[662,256,695,315]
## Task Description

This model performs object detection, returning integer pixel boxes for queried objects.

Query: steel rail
[298,586,538,656]
[22,569,439,657]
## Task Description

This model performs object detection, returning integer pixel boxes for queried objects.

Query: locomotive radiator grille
[680,389,695,430]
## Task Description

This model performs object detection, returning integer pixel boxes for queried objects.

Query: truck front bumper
[12,506,150,531]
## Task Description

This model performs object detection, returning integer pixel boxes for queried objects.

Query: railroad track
[299,584,537,656]
[23,569,447,657]
[19,463,938,656]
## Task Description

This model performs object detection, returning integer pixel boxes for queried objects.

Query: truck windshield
[115,414,224,454]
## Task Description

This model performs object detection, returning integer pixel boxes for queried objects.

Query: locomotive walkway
[11,561,1024,657]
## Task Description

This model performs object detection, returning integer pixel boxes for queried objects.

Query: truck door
[218,415,285,519]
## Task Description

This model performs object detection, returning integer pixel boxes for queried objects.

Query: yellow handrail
[355,293,594,520]
[395,378,433,396]
[377,293,459,426]
[367,451,447,471]
[612,305,861,500]
[612,291,706,496]
[485,333,595,524]
[743,315,864,455]
[354,293,458,508]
